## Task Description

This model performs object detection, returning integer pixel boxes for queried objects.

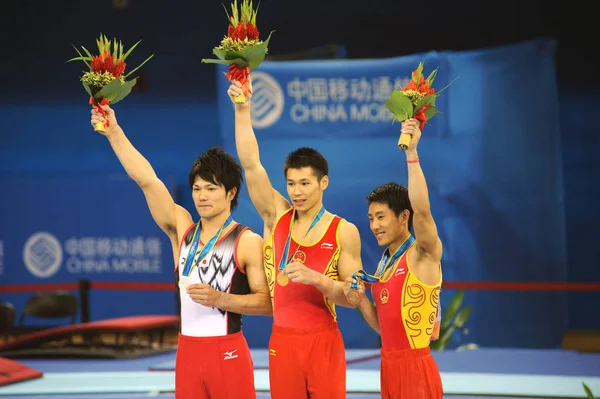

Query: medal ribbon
[278,206,325,271]
[182,214,234,277]
[351,235,415,288]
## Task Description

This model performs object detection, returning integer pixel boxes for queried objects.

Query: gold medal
[347,289,361,305]
[277,272,289,286]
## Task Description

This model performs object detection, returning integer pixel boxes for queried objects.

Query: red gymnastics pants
[268,322,346,399]
[380,347,443,399]
[175,332,255,399]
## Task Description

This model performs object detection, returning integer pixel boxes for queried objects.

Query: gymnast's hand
[187,283,223,308]
[227,75,253,106]
[284,261,321,286]
[90,104,120,137]
[343,276,367,304]
[401,118,422,152]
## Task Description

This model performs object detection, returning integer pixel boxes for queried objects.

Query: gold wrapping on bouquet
[398,133,412,150]
[93,122,106,133]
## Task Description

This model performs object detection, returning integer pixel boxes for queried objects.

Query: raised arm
[402,119,442,262]
[228,80,290,232]
[91,105,192,241]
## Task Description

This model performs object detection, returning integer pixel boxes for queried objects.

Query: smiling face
[285,167,328,212]
[366,182,413,248]
[368,201,409,247]
[191,176,236,220]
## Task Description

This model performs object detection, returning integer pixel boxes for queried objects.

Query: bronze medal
[347,289,361,305]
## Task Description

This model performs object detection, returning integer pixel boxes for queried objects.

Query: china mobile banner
[0,176,177,321]
[218,51,448,139]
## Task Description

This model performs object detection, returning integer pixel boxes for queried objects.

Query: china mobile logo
[22,232,63,278]
[250,71,284,129]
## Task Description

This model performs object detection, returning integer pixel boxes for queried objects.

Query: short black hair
[188,147,243,211]
[284,147,328,180]
[367,182,413,231]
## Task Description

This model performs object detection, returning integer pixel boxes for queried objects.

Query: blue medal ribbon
[278,206,325,271]
[182,214,234,277]
[351,235,415,288]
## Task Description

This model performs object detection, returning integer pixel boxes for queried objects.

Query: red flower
[246,23,259,40]
[418,82,435,95]
[91,49,126,77]
[230,24,248,40]
[414,105,429,130]
[228,21,260,41]
[224,0,261,41]
[402,80,418,92]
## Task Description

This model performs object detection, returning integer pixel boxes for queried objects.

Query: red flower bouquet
[384,62,455,150]
[201,0,273,103]
[67,34,153,132]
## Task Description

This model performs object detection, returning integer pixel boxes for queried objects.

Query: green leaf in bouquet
[222,2,233,23]
[94,79,124,102]
[203,49,249,67]
[435,75,461,95]
[82,82,92,98]
[384,91,413,121]
[442,290,464,329]
[211,48,228,61]
[225,51,247,61]
[424,105,440,119]
[453,306,473,329]
[123,53,154,79]
[217,48,248,62]
[203,31,274,70]
[110,78,137,105]
[203,57,247,66]
[66,56,89,62]
[241,30,274,70]
[80,46,94,60]
[67,45,91,69]
[412,62,424,85]
[414,94,437,113]
[426,67,438,85]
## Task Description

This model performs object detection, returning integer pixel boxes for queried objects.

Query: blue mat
[148,348,380,370]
